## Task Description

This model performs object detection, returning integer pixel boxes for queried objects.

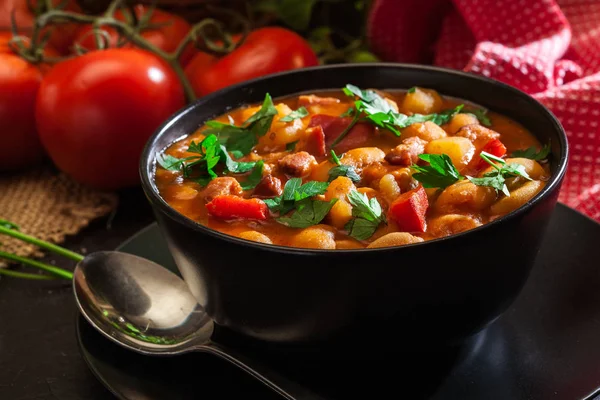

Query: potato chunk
[445,113,479,135]
[401,88,443,114]
[402,121,447,142]
[435,180,497,212]
[425,136,475,171]
[325,176,357,201]
[238,231,273,244]
[490,180,545,215]
[328,199,353,229]
[379,174,401,202]
[341,147,386,170]
[367,232,424,248]
[254,103,305,148]
[291,226,336,249]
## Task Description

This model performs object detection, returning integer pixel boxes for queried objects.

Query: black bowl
[140,64,568,348]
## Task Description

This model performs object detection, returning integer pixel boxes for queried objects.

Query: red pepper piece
[298,125,326,157]
[206,195,268,220]
[308,114,372,153]
[388,186,429,233]
[477,139,507,169]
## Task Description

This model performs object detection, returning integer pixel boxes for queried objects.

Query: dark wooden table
[0,188,154,400]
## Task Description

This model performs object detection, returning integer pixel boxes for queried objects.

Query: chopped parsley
[156,134,255,186]
[411,154,463,189]
[263,178,334,228]
[407,86,417,94]
[339,84,465,138]
[467,151,532,196]
[344,190,386,240]
[328,150,361,183]
[276,198,338,228]
[264,178,330,216]
[203,93,278,157]
[511,142,551,161]
[280,106,308,122]
[240,160,264,190]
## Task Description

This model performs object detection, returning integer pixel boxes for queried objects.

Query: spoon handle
[194,342,324,400]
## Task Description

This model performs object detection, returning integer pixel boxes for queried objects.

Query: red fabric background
[367,0,600,221]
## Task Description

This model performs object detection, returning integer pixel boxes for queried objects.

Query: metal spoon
[73,251,321,400]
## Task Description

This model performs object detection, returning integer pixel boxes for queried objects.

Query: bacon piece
[455,124,500,148]
[385,137,427,166]
[297,125,326,157]
[253,175,283,197]
[278,151,317,177]
[308,114,373,153]
[202,177,243,203]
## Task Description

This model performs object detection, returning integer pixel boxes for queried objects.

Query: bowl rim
[139,62,569,255]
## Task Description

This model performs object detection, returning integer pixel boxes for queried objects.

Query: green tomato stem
[0,267,56,280]
[0,226,84,262]
[0,251,73,280]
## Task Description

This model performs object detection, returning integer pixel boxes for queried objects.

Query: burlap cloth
[0,166,118,267]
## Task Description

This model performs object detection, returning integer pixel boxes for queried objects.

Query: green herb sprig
[331,84,465,148]
[264,178,334,228]
[467,151,532,196]
[328,150,360,183]
[0,219,79,281]
[411,154,464,189]
[344,190,386,240]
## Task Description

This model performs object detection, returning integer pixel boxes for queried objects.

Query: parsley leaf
[411,154,463,188]
[344,190,386,240]
[469,109,492,127]
[407,87,416,94]
[243,93,278,137]
[157,134,256,186]
[293,181,330,201]
[328,150,361,183]
[280,106,308,122]
[266,178,329,216]
[156,153,188,172]
[204,121,257,157]
[467,151,532,196]
[341,84,465,138]
[202,94,278,157]
[276,198,338,228]
[240,160,264,190]
[511,143,551,161]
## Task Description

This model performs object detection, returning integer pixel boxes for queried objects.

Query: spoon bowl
[73,250,320,400]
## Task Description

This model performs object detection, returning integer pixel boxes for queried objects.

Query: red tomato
[185,27,319,96]
[0,0,81,55]
[0,53,46,170]
[73,5,196,66]
[35,48,185,190]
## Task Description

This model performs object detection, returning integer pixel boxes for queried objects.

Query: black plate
[78,203,600,400]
